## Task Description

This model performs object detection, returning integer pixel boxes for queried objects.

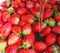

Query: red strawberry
[43,10,53,20]
[8,32,21,45]
[12,1,18,9]
[22,24,32,35]
[34,42,47,51]
[15,0,21,3]
[26,1,34,9]
[52,26,60,34]
[21,14,34,24]
[58,36,60,46]
[8,15,20,25]
[45,33,57,46]
[12,26,21,33]
[6,44,18,53]
[52,5,58,10]
[21,32,35,48]
[2,12,10,22]
[42,27,51,37]
[19,49,36,53]
[50,0,56,4]
[0,11,2,19]
[44,45,59,53]
[44,3,52,9]
[17,8,27,16]
[54,15,60,22]
[0,23,12,38]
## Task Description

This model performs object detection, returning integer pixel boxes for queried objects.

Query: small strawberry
[43,10,53,20]
[22,24,32,35]
[52,26,60,34]
[8,15,20,25]
[17,8,27,16]
[8,32,21,45]
[19,49,36,53]
[20,33,35,48]
[42,27,51,37]
[52,5,58,10]
[45,33,57,46]
[0,23,12,38]
[26,1,34,9]
[44,45,59,53]
[34,42,47,51]
[12,26,21,33]
[58,36,60,46]
[6,44,18,53]
[2,12,11,22]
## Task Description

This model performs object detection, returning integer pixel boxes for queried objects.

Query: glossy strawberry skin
[19,49,36,53]
[0,23,12,38]
[34,42,47,51]
[52,26,60,34]
[6,44,18,53]
[45,33,57,46]
[8,32,20,45]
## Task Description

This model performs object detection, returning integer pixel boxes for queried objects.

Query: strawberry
[8,32,21,45]
[19,49,36,53]
[12,26,21,33]
[0,11,2,19]
[2,12,11,22]
[58,36,60,46]
[44,45,59,53]
[6,44,18,53]
[43,10,53,20]
[8,15,20,25]
[42,27,51,37]
[52,26,60,34]
[15,0,21,3]
[21,14,34,24]
[22,24,32,35]
[54,15,60,22]
[0,39,7,52]
[17,8,27,16]
[45,33,57,46]
[44,3,52,9]
[52,5,58,10]
[26,1,34,9]
[50,0,56,4]
[20,32,35,48]
[0,23,12,38]
[34,42,47,51]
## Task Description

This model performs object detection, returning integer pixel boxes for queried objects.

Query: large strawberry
[6,44,18,53]
[22,24,32,35]
[19,32,35,48]
[52,26,60,34]
[34,42,47,52]
[8,32,21,45]
[19,49,36,53]
[45,33,57,46]
[0,23,12,38]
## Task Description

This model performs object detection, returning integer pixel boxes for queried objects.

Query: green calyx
[0,34,4,40]
[36,12,40,18]
[54,11,60,16]
[44,18,55,27]
[0,42,7,51]
[7,7,14,13]
[19,42,31,49]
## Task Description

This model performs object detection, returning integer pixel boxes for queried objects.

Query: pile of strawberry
[0,0,60,53]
